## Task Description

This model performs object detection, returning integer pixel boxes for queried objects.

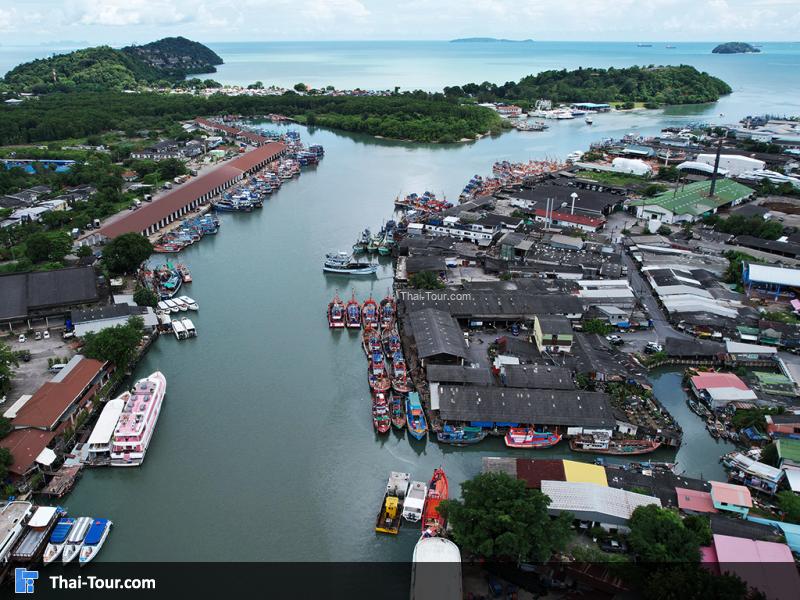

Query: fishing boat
[367,229,383,253]
[421,468,448,533]
[323,252,377,276]
[504,428,562,449]
[382,328,402,355]
[327,293,346,329]
[43,517,75,565]
[177,264,192,283]
[378,229,395,256]
[362,295,379,329]
[391,353,412,393]
[380,294,396,330]
[403,481,428,522]
[353,229,370,254]
[437,424,487,446]
[345,293,362,329]
[368,354,392,392]
[110,372,167,466]
[375,472,410,535]
[389,392,406,429]
[372,392,391,434]
[406,392,428,440]
[62,516,93,564]
[362,327,382,357]
[569,435,661,456]
[79,519,112,566]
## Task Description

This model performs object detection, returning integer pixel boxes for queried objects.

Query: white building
[696,154,765,176]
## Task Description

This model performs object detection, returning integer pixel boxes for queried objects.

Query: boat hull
[504,430,562,449]
[569,439,661,455]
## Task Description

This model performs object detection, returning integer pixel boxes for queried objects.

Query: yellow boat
[375,472,410,535]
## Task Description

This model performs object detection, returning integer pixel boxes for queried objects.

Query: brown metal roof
[515,458,566,489]
[100,142,285,239]
[0,429,56,476]
[13,357,105,430]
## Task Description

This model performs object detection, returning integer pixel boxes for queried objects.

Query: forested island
[444,65,732,106]
[2,37,223,92]
[712,42,761,54]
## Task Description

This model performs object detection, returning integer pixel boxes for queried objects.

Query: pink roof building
[676,487,718,514]
[710,481,753,516]
[690,372,750,391]
[704,534,799,600]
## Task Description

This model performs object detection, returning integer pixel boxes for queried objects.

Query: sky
[0,0,797,45]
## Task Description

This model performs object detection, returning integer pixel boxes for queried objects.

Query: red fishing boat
[504,428,561,449]
[362,328,382,357]
[389,392,406,429]
[382,327,402,355]
[380,294,396,330]
[372,392,391,434]
[391,353,412,393]
[368,354,391,392]
[327,293,346,329]
[362,294,379,329]
[421,468,449,534]
[345,292,361,329]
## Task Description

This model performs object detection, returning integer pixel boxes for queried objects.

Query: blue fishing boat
[437,424,487,446]
[406,392,428,440]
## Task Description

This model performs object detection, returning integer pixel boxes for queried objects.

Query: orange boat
[421,468,448,533]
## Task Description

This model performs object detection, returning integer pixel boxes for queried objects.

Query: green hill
[3,37,223,93]
[445,65,732,106]
[712,42,760,54]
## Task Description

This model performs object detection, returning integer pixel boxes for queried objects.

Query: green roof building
[630,179,754,224]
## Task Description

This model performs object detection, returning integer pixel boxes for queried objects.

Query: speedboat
[323,252,377,276]
[79,519,113,566]
[62,516,93,564]
[177,295,199,310]
[172,298,189,311]
[43,517,75,565]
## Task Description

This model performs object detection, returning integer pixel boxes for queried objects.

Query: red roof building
[98,142,285,239]
[532,208,606,232]
[0,429,56,478]
[676,487,718,514]
[12,356,110,432]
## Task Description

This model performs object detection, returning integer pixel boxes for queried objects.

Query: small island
[712,42,761,54]
[450,37,534,43]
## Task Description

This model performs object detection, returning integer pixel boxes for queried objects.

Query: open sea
[3,40,797,563]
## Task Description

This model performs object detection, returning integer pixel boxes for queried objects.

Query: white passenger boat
[79,519,112,566]
[402,481,428,523]
[180,318,197,337]
[172,320,187,340]
[109,372,166,467]
[156,301,170,313]
[61,516,93,564]
[163,299,179,313]
[43,517,75,565]
[172,298,189,311]
[177,295,199,310]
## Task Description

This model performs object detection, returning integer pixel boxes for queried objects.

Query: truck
[92,218,101,229]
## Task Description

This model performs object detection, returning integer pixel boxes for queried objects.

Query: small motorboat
[437,424,487,446]
[43,517,75,565]
[177,295,199,310]
[62,516,93,564]
[79,519,113,566]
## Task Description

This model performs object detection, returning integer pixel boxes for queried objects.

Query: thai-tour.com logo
[15,568,38,594]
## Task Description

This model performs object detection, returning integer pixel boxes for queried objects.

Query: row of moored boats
[375,468,448,536]
[43,515,113,566]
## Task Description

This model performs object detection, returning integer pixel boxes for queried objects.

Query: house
[676,487,718,514]
[11,356,112,434]
[725,452,785,495]
[482,457,607,488]
[540,480,660,533]
[689,372,757,409]
[533,315,574,353]
[701,534,799,600]
[0,429,56,480]
[766,413,800,438]
[776,438,800,493]
[709,481,752,517]
[531,208,606,232]
[121,170,138,182]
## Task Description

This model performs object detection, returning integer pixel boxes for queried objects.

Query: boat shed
[408,308,469,365]
[96,142,285,240]
[540,480,661,530]
[402,291,583,321]
[71,303,159,337]
[426,365,494,386]
[437,386,615,431]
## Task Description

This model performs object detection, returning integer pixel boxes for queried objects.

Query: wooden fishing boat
[362,295,379,329]
[406,392,428,440]
[362,328,382,357]
[391,354,412,393]
[345,292,361,329]
[570,435,661,456]
[504,428,561,449]
[382,327,402,356]
[372,392,391,434]
[368,355,391,392]
[389,392,406,429]
[380,294,396,330]
[437,425,487,445]
[327,293,346,329]
[421,468,448,534]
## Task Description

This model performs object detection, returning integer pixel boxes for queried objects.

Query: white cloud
[0,9,14,32]
[75,0,192,27]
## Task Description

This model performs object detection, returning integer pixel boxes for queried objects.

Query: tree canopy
[628,505,702,563]
[101,233,153,275]
[777,490,800,524]
[24,231,72,264]
[0,447,13,482]
[81,316,144,369]
[0,343,19,396]
[438,472,572,562]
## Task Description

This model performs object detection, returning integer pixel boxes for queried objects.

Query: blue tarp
[746,516,800,554]
[49,518,75,544]
[83,519,109,545]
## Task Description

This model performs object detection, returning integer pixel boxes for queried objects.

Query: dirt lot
[0,332,77,408]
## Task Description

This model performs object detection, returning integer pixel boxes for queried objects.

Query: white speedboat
[172,298,189,311]
[172,320,187,340]
[79,519,112,566]
[43,517,75,565]
[177,295,199,310]
[62,516,93,564]
[163,299,179,313]
[402,481,428,522]
[180,318,197,337]
[585,116,594,125]
[156,301,170,313]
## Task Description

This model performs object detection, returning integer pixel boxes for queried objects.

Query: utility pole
[709,137,723,198]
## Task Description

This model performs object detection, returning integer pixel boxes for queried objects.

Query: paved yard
[0,333,76,407]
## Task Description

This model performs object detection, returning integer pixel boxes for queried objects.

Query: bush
[409,271,444,290]
[133,286,158,307]
[101,233,153,275]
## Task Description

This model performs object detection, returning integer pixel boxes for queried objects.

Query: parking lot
[0,332,76,406]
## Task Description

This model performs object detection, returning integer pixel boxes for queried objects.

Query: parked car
[18,334,26,343]
[42,330,50,340]
[606,334,624,346]
[644,342,663,354]
[34,331,42,341]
